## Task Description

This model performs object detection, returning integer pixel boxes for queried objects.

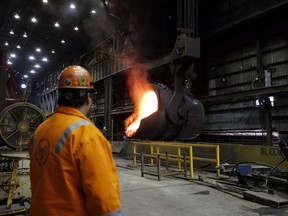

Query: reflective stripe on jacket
[28,106,121,216]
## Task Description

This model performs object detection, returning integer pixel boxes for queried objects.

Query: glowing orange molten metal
[124,62,159,137]
[125,90,158,137]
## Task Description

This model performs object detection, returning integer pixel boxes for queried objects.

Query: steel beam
[200,85,288,105]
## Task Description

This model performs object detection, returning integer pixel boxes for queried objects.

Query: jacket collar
[56,106,89,121]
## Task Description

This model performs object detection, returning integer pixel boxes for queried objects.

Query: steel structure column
[0,49,7,110]
[256,36,264,87]
[104,76,113,139]
[264,96,273,146]
[177,0,198,37]
[166,0,200,126]
[257,36,272,145]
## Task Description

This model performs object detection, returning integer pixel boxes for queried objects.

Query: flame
[124,63,158,137]
[125,91,158,137]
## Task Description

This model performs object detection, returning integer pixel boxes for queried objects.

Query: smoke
[82,1,115,48]
[82,13,114,48]
[124,60,158,137]
[126,62,154,113]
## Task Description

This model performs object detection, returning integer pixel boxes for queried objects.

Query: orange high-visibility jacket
[28,106,122,216]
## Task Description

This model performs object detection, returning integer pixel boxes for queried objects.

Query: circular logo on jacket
[36,138,50,166]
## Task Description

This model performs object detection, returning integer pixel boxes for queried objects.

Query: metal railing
[132,141,220,179]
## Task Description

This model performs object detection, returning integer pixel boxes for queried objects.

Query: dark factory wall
[196,0,288,143]
[34,0,288,144]
[199,0,288,38]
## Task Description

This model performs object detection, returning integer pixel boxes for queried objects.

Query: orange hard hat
[58,65,94,89]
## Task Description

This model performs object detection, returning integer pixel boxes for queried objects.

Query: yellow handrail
[132,141,221,178]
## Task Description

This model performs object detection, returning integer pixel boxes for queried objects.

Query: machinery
[0,49,46,215]
[0,102,46,150]
[128,35,204,140]
[0,49,46,150]
[132,83,204,140]
[102,0,204,141]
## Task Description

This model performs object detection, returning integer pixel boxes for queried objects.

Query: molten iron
[124,63,159,137]
[124,83,205,141]
[125,90,158,137]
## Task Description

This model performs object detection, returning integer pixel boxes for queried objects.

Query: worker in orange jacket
[28,65,122,216]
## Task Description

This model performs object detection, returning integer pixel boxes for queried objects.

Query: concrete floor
[114,157,288,216]
[5,155,288,216]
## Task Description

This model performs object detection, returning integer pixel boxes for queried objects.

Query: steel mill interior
[1,0,288,215]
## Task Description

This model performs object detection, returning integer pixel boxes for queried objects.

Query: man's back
[29,106,121,216]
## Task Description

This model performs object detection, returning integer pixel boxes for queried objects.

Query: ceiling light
[31,17,37,23]
[9,30,14,35]
[36,48,41,52]
[23,75,29,78]
[23,32,27,38]
[54,22,60,28]
[7,60,12,65]
[70,3,76,9]
[17,45,21,49]
[21,84,27,89]
[74,26,79,31]
[10,54,16,58]
[35,64,40,68]
[30,70,35,74]
[29,56,35,60]
[5,42,9,46]
[43,0,48,3]
[14,14,20,19]
[61,40,65,44]
[91,10,96,14]
[51,49,55,53]
[42,57,48,62]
